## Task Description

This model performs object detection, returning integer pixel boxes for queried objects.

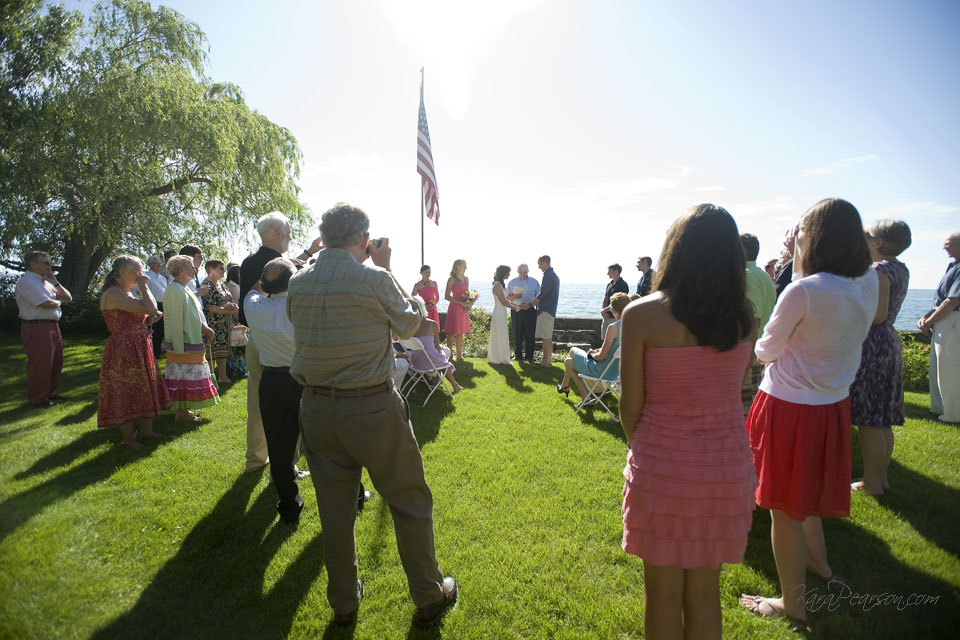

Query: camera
[366,238,383,254]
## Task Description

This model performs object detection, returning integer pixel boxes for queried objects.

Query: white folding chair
[576,347,621,420]
[398,337,454,406]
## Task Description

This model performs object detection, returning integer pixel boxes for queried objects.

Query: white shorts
[535,312,555,339]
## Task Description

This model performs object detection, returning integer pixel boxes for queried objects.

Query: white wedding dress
[487,282,512,364]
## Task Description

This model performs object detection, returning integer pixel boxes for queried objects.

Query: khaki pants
[245,340,268,470]
[930,312,960,422]
[299,384,444,614]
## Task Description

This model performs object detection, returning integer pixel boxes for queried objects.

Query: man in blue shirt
[506,263,540,362]
[531,255,560,366]
[918,232,960,423]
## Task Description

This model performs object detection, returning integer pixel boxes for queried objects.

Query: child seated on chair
[409,301,464,393]
[559,292,629,405]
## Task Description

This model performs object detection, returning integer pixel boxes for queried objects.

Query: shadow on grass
[0,419,201,543]
[574,399,626,442]
[877,460,960,558]
[408,392,455,448]
[904,397,934,421]
[404,366,488,447]
[56,400,98,426]
[0,336,100,425]
[488,363,534,393]
[450,362,486,389]
[741,511,959,638]
[14,428,115,480]
[92,472,324,639]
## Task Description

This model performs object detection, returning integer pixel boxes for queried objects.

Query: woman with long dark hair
[487,265,517,365]
[620,204,757,639]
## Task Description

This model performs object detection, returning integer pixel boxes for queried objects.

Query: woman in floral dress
[97,255,171,448]
[200,259,238,384]
[849,219,912,495]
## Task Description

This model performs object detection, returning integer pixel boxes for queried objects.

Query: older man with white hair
[144,256,168,358]
[506,264,539,362]
[919,231,960,424]
[238,211,322,473]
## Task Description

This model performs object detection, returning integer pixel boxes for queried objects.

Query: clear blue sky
[71,0,960,288]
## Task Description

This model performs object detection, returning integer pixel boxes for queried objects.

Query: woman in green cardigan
[163,255,220,421]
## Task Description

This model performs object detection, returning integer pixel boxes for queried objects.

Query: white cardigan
[756,270,878,405]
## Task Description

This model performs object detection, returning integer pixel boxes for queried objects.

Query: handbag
[229,324,249,347]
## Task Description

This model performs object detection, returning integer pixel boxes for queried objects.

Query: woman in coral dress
[443,259,472,360]
[163,255,220,422]
[97,256,172,449]
[412,264,441,325]
[619,205,757,639]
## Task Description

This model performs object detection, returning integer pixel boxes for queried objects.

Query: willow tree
[0,0,306,294]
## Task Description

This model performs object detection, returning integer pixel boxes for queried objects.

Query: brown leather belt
[21,319,59,324]
[308,381,392,399]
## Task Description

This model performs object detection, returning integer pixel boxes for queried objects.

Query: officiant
[506,263,540,363]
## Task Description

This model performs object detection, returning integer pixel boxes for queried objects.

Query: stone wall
[440,312,604,349]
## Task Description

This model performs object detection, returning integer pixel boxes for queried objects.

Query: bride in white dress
[488,265,518,364]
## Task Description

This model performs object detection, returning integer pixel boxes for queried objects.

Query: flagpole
[420,67,425,267]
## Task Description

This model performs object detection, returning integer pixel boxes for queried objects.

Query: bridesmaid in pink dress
[620,205,757,639]
[412,264,441,325]
[443,259,472,360]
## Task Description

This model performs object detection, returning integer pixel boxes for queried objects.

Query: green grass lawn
[0,334,958,639]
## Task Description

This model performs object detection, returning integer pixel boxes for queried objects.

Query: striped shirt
[287,248,421,388]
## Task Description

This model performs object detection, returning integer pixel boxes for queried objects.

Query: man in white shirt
[179,245,209,297]
[506,263,540,362]
[144,256,168,358]
[244,258,305,523]
[14,251,72,407]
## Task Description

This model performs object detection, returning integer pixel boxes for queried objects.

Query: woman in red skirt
[740,198,879,629]
[98,256,171,448]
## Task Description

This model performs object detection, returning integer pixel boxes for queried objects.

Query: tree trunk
[60,221,111,297]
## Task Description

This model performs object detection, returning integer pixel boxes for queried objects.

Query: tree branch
[147,175,214,197]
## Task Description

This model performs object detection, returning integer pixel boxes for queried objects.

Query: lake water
[465,282,935,332]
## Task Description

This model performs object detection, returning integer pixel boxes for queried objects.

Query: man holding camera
[15,251,72,408]
[287,203,457,627]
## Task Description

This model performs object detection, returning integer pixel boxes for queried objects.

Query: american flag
[418,79,440,225]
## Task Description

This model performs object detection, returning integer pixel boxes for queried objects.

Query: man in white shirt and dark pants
[144,256,169,358]
[244,258,305,523]
[15,251,72,407]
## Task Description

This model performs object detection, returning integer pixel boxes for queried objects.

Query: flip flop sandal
[740,594,809,633]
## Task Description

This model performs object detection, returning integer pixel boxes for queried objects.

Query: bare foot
[881,476,890,490]
[451,384,463,394]
[806,564,846,585]
[217,378,230,384]
[740,594,807,629]
[175,410,201,422]
[851,480,883,496]
[122,439,144,450]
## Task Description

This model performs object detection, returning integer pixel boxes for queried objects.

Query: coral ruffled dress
[417,284,441,325]
[622,342,757,569]
[97,309,171,428]
[443,278,472,335]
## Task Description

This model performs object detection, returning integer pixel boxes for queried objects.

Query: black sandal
[556,384,570,397]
